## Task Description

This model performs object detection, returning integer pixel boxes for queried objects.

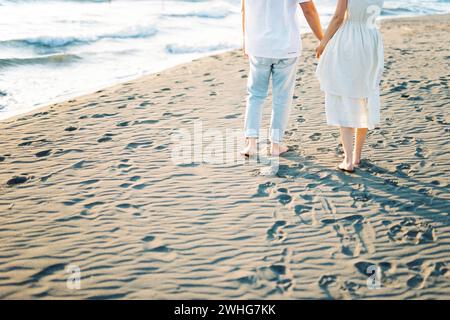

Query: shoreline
[1,13,449,123]
[0,14,449,299]
[0,47,236,122]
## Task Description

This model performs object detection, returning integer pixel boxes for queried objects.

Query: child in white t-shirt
[241,0,323,157]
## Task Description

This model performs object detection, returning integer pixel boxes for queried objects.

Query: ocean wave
[381,6,441,16]
[0,53,81,69]
[165,43,235,54]
[162,8,233,19]
[0,24,157,48]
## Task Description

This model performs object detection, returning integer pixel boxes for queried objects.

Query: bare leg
[240,137,257,157]
[353,128,368,166]
[338,127,354,172]
[270,142,289,157]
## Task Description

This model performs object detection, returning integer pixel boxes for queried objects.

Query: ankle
[246,138,257,146]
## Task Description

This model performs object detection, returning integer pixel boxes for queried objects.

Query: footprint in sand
[133,119,159,125]
[350,187,372,203]
[137,101,153,109]
[396,136,414,146]
[254,181,276,197]
[142,235,155,242]
[318,274,361,299]
[35,149,52,158]
[256,248,294,295]
[317,147,332,153]
[81,179,99,186]
[224,113,241,119]
[390,82,407,93]
[129,175,140,182]
[126,141,153,149]
[387,217,436,245]
[64,126,78,132]
[309,133,321,141]
[395,163,411,176]
[321,214,376,257]
[6,175,29,186]
[154,144,168,151]
[276,188,292,205]
[117,121,130,127]
[62,197,84,207]
[296,116,305,123]
[84,201,104,210]
[118,162,132,170]
[18,140,33,147]
[91,113,117,119]
[415,146,428,158]
[289,192,317,224]
[294,204,312,216]
[141,235,175,262]
[98,133,114,143]
[267,220,287,242]
[318,275,337,293]
[236,256,293,294]
[406,259,448,289]
[132,183,147,190]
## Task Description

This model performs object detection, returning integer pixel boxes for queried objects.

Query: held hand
[315,42,326,59]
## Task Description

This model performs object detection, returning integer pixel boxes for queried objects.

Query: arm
[242,0,247,56]
[300,1,324,42]
[316,0,347,58]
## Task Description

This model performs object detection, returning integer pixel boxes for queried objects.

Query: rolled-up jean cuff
[271,130,282,143]
[245,129,259,138]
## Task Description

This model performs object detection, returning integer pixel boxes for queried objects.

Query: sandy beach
[0,14,449,299]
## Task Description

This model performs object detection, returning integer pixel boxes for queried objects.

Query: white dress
[316,0,384,129]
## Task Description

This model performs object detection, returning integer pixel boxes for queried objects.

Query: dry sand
[0,14,449,299]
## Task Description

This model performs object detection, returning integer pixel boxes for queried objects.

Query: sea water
[0,0,449,120]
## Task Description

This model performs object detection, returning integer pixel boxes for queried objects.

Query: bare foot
[240,138,257,157]
[352,155,361,167]
[338,160,354,173]
[270,143,289,157]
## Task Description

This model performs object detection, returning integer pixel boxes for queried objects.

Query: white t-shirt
[244,0,311,59]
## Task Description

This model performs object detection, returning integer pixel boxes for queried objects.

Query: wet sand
[0,14,449,299]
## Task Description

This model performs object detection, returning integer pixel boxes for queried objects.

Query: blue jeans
[244,55,298,143]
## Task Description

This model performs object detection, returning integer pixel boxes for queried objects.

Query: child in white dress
[316,0,384,172]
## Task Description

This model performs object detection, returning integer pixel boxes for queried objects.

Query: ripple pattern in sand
[0,15,449,299]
